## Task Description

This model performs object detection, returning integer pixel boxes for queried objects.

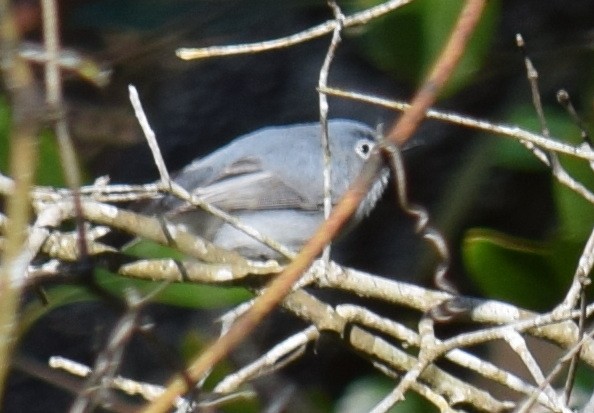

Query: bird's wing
[182,156,320,211]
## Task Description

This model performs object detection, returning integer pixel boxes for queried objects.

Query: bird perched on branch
[152,120,389,260]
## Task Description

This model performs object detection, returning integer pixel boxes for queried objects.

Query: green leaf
[18,268,252,340]
[463,228,562,310]
[574,364,594,396]
[0,96,12,173]
[552,138,594,239]
[94,268,252,309]
[123,239,186,260]
[37,129,67,187]
[490,136,544,172]
[490,105,583,171]
[554,176,594,240]
[489,103,594,239]
[348,0,499,95]
[0,96,80,187]
[420,0,499,96]
[0,96,9,142]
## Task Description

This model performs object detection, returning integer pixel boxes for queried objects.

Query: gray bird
[154,119,389,260]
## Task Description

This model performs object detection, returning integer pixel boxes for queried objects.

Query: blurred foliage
[0,96,66,186]
[70,0,199,30]
[335,376,436,413]
[464,104,594,309]
[18,268,251,342]
[464,228,563,310]
[179,331,261,413]
[18,284,99,339]
[347,0,500,96]
[123,238,186,260]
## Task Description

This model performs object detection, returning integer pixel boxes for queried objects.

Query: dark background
[3,0,594,411]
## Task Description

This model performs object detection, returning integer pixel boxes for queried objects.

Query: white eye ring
[355,139,375,160]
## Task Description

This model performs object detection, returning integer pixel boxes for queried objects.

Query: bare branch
[0,0,43,398]
[176,0,413,60]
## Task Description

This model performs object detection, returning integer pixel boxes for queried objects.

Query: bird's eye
[355,139,374,160]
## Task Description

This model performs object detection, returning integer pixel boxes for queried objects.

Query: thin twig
[319,86,594,162]
[167,181,296,260]
[70,291,143,413]
[320,86,594,203]
[517,33,587,406]
[18,41,111,87]
[142,0,487,411]
[0,0,43,400]
[214,326,319,393]
[337,304,559,410]
[380,136,452,293]
[318,0,344,264]
[41,0,88,262]
[281,289,510,411]
[516,326,594,413]
[127,87,296,261]
[128,85,171,185]
[176,0,413,60]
